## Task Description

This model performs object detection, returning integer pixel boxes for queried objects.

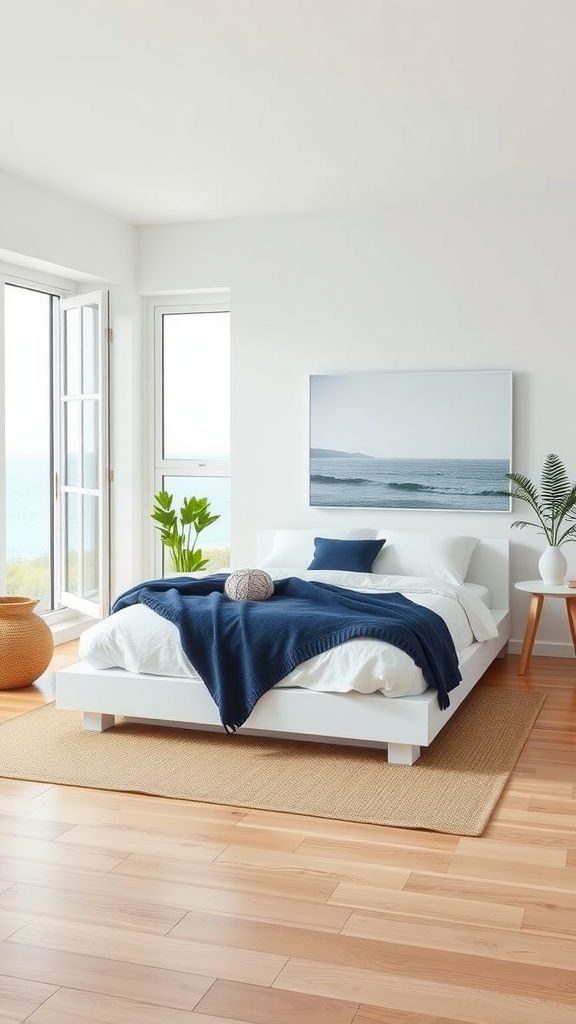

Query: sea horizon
[5,453,231,561]
[310,453,511,511]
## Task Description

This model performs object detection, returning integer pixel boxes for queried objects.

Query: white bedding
[80,570,498,700]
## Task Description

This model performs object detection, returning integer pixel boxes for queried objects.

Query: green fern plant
[499,453,576,547]
[151,490,220,572]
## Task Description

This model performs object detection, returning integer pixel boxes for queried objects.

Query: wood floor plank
[237,809,460,851]
[194,977,358,1024]
[7,917,288,987]
[453,836,568,868]
[0,940,214,1012]
[0,975,57,1022]
[327,881,525,929]
[294,835,453,873]
[341,912,576,970]
[0,909,35,940]
[405,869,576,920]
[272,957,575,1024]
[168,885,352,932]
[55,820,302,854]
[53,822,229,860]
[27,792,248,829]
[111,850,341,902]
[213,843,411,889]
[0,813,74,842]
[352,1007,481,1024]
[521,903,576,938]
[445,855,576,891]
[0,883,189,935]
[25,987,248,1024]
[0,835,125,874]
[482,821,576,846]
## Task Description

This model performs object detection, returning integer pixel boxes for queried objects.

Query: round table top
[515,579,576,597]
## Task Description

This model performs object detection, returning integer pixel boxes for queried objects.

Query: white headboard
[466,538,510,611]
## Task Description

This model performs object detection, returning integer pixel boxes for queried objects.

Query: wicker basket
[0,597,54,689]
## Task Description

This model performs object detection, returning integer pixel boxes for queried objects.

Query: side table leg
[518,594,544,675]
[565,597,576,656]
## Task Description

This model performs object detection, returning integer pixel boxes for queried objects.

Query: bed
[55,529,510,765]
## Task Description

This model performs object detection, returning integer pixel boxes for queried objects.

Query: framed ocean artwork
[309,369,513,511]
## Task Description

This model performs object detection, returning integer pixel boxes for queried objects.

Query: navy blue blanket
[112,575,461,731]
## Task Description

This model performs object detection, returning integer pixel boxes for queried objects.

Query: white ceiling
[1,0,576,225]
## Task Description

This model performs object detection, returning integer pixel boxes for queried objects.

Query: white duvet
[80,569,498,699]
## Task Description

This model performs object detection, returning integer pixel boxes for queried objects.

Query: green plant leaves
[500,453,576,547]
[151,490,221,573]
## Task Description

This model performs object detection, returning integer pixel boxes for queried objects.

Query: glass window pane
[65,401,81,486]
[4,285,53,612]
[162,311,230,460]
[65,307,81,395]
[82,495,99,598]
[82,304,99,393]
[83,400,99,488]
[65,492,79,594]
[162,476,230,572]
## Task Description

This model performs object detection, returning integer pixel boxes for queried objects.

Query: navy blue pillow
[307,537,385,573]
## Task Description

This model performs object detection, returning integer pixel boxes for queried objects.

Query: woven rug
[0,687,545,835]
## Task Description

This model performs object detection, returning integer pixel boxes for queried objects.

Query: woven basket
[0,597,54,689]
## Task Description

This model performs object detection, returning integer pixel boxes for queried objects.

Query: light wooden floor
[0,644,574,1024]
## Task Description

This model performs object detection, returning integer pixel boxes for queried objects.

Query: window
[153,301,230,574]
[57,291,110,618]
[1,274,110,622]
[3,283,55,611]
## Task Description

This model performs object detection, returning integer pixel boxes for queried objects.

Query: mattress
[79,571,498,700]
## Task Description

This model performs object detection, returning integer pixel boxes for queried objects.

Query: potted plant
[151,490,220,573]
[500,453,576,584]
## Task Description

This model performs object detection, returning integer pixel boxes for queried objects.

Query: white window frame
[1,266,111,637]
[149,295,231,578]
[0,264,76,626]
[57,290,111,620]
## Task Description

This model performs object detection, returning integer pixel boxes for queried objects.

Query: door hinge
[109,469,115,483]
[106,327,114,343]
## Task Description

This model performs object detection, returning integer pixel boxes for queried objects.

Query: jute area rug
[0,686,545,836]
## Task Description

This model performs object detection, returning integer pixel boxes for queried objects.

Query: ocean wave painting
[309,371,512,512]
[310,455,510,510]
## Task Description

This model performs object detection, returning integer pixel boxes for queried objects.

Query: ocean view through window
[4,284,54,611]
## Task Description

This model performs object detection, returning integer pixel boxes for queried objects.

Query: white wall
[138,196,576,657]
[0,168,135,286]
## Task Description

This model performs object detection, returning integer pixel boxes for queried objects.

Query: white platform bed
[55,537,510,765]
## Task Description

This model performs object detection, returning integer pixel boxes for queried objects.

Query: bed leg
[387,742,421,765]
[83,712,115,732]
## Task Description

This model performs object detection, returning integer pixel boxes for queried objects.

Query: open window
[56,290,110,619]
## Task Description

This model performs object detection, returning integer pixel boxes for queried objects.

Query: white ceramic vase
[538,545,567,585]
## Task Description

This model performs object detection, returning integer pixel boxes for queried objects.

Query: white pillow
[372,529,480,585]
[258,527,376,570]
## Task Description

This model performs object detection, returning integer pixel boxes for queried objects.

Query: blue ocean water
[5,455,231,562]
[6,454,51,559]
[310,455,510,511]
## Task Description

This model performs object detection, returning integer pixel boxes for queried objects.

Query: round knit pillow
[224,568,275,601]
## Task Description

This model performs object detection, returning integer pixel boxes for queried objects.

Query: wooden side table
[514,580,576,675]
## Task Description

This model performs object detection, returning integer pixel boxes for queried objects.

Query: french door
[57,290,110,618]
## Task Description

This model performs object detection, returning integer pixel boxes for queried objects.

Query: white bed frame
[55,539,510,765]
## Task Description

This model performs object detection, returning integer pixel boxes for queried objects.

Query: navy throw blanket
[112,575,461,731]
